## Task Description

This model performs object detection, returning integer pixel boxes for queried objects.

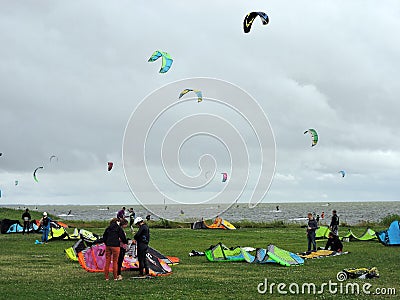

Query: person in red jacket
[103,218,128,281]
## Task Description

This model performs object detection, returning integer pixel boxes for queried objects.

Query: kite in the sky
[179,89,203,103]
[148,51,173,73]
[33,166,44,182]
[107,162,114,172]
[15,180,18,186]
[221,172,228,182]
[50,155,58,162]
[304,129,318,147]
[243,12,269,33]
[339,170,346,178]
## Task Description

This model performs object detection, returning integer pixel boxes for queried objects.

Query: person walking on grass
[21,208,31,235]
[134,217,150,277]
[306,212,318,253]
[103,218,128,281]
[40,212,51,244]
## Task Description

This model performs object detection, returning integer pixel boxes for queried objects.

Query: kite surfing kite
[49,155,58,162]
[221,172,228,182]
[33,166,44,182]
[148,51,173,73]
[179,89,203,103]
[243,12,269,33]
[339,170,346,178]
[304,129,318,147]
[107,162,113,171]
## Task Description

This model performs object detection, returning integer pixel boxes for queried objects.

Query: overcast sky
[1,0,400,207]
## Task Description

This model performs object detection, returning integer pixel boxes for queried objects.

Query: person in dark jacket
[21,208,31,235]
[116,218,129,280]
[329,210,340,236]
[103,218,128,281]
[306,213,318,252]
[133,217,150,277]
[325,232,343,252]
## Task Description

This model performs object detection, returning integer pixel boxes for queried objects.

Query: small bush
[380,214,400,227]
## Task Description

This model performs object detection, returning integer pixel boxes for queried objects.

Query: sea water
[4,201,400,225]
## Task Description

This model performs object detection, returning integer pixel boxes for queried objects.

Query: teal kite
[179,89,203,103]
[304,129,318,147]
[339,170,346,178]
[148,51,173,73]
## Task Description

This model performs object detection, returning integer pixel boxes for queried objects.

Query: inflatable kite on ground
[107,162,113,171]
[304,129,318,147]
[205,243,304,267]
[339,170,346,177]
[0,219,39,234]
[148,51,173,73]
[243,12,269,33]
[78,242,176,276]
[376,220,400,246]
[179,89,203,102]
[192,217,236,230]
[33,166,44,182]
[315,225,331,239]
[221,172,228,182]
[341,228,377,242]
[242,245,304,266]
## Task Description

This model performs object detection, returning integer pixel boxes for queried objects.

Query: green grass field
[0,209,398,299]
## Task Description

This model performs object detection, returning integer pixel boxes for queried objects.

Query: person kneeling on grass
[325,232,343,252]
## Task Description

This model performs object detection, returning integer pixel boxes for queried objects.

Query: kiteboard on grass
[130,275,154,279]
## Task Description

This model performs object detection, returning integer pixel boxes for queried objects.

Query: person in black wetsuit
[128,208,135,231]
[325,232,343,252]
[329,210,340,236]
[306,212,318,252]
[21,208,31,235]
[134,217,150,277]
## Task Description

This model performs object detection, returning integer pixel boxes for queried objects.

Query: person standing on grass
[116,218,129,281]
[329,210,340,236]
[128,208,136,231]
[306,212,318,253]
[103,218,128,281]
[134,217,150,277]
[21,208,31,235]
[40,212,51,244]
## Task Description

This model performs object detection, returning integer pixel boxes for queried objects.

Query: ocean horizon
[3,201,399,225]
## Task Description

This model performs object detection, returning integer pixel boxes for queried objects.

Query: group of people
[306,209,342,253]
[103,207,150,280]
[21,209,52,244]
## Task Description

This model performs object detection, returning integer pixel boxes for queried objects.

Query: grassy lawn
[0,218,399,300]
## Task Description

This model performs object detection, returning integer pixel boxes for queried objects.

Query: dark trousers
[137,243,149,275]
[23,221,30,234]
[117,248,126,276]
[307,232,316,251]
